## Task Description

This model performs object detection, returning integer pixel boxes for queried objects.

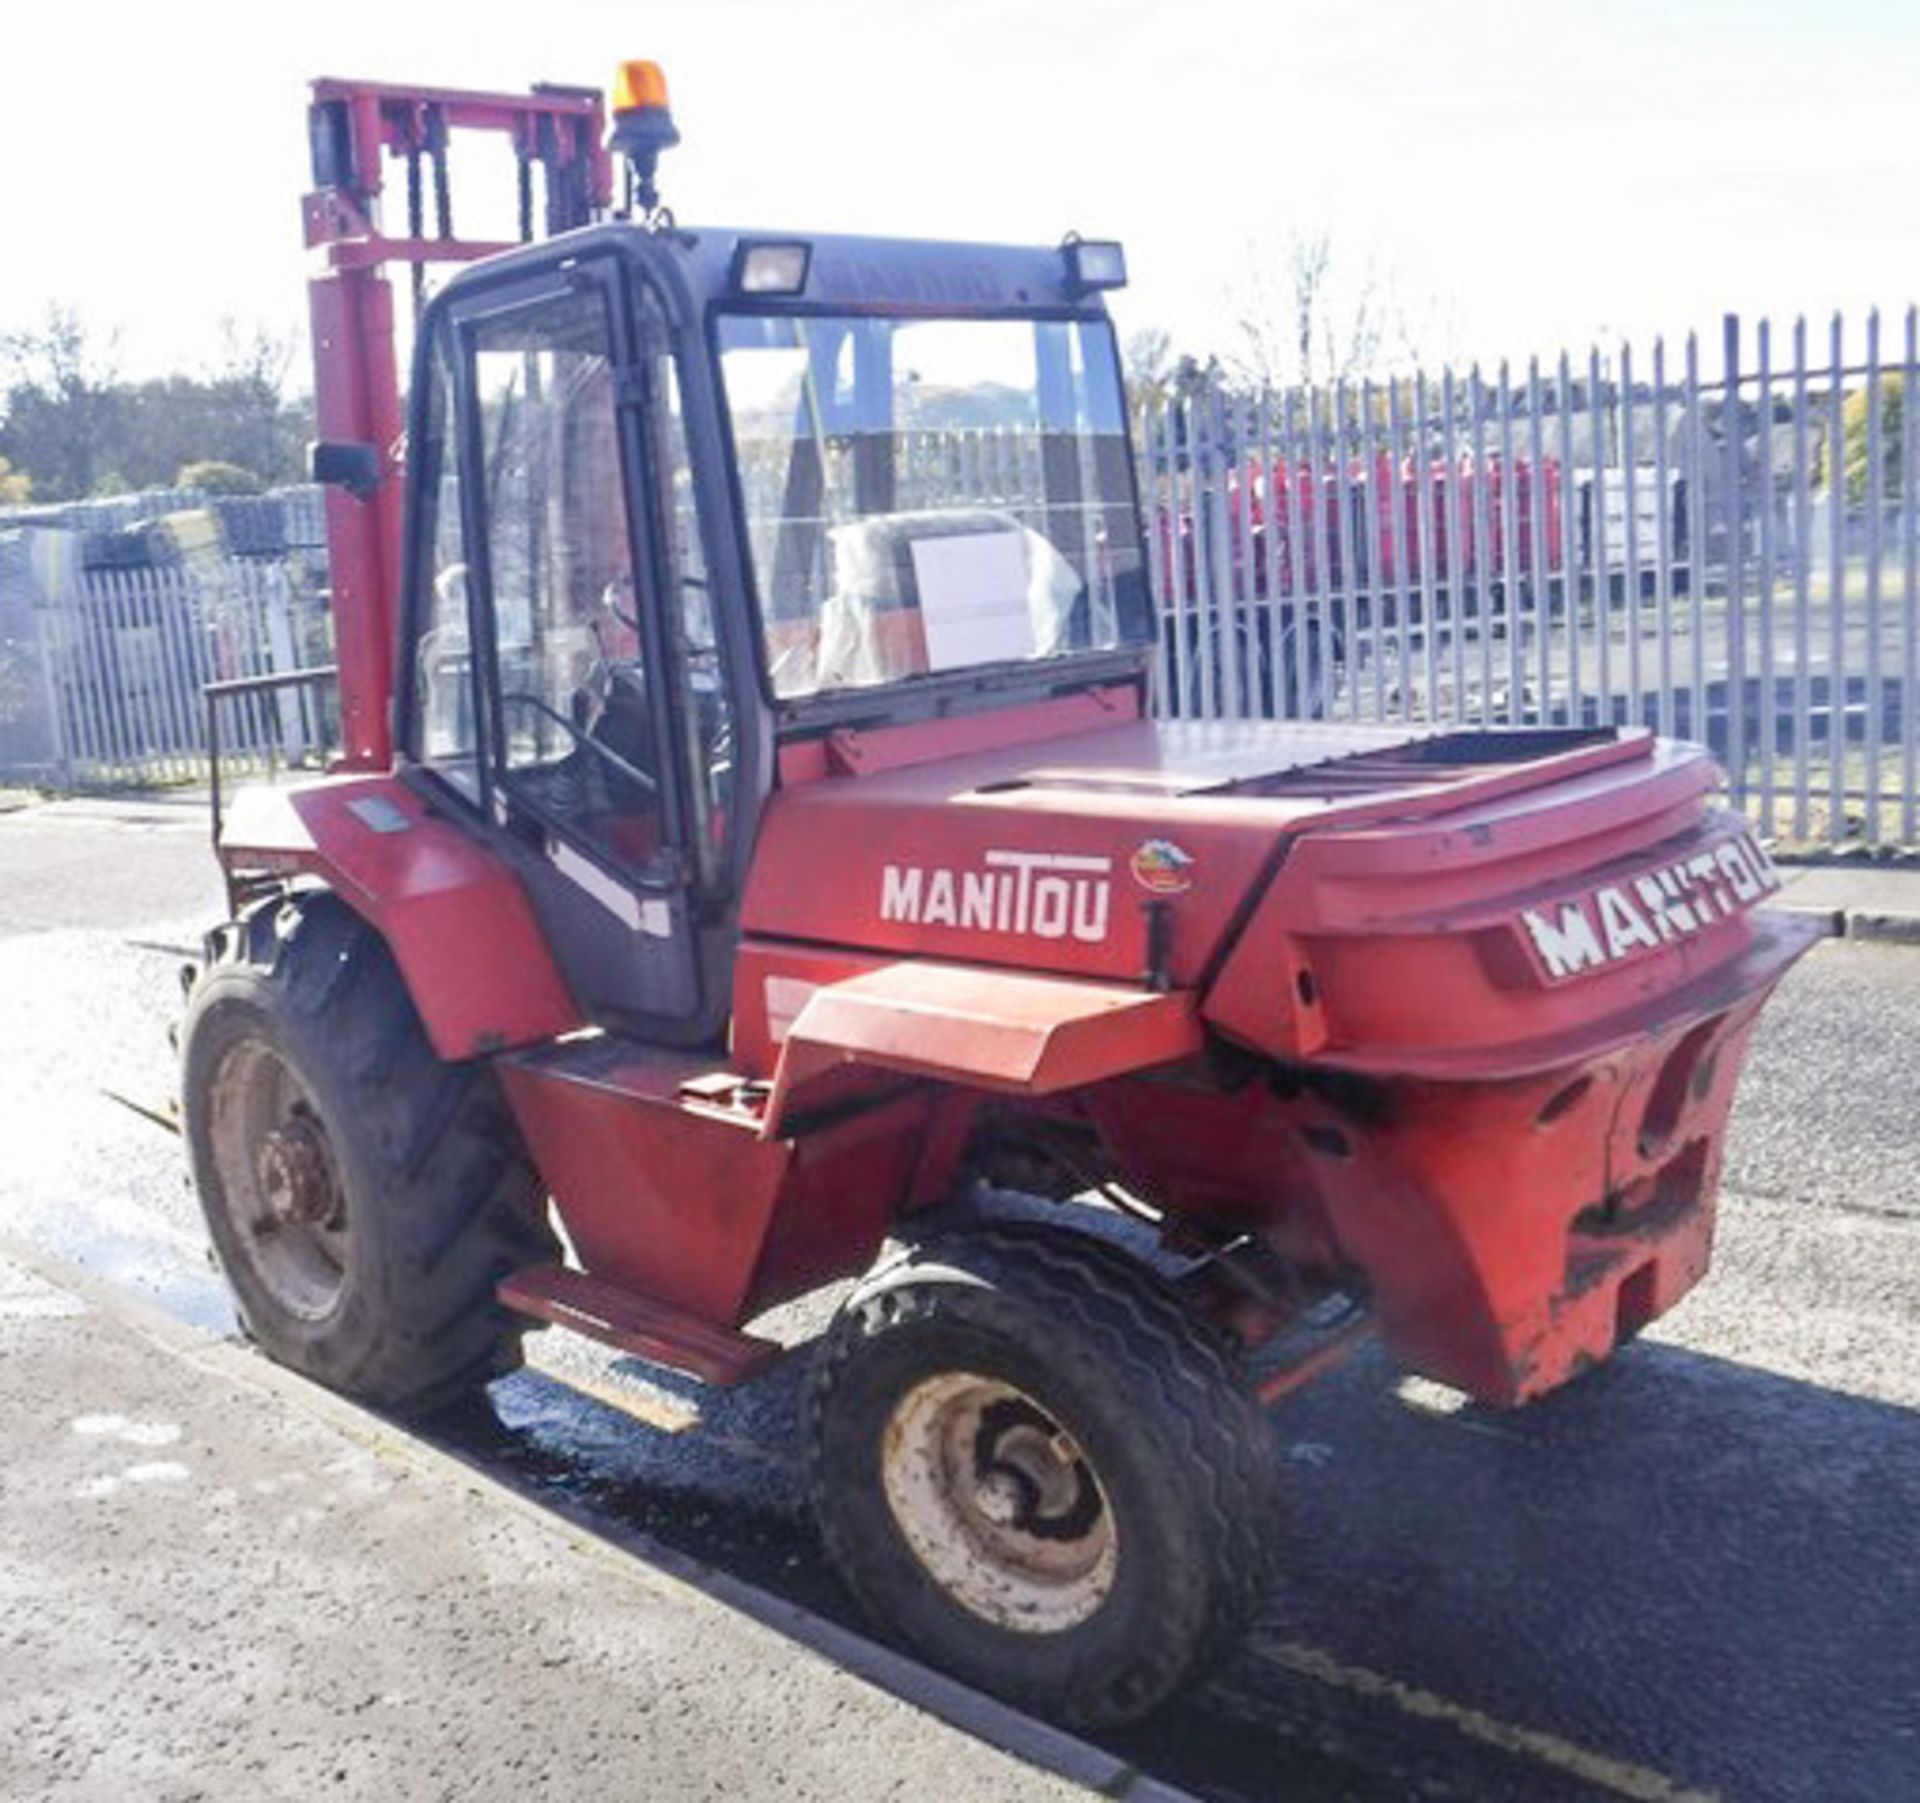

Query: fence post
[1865,308,1884,843]
[1588,347,1612,728]
[1415,374,1441,723]
[31,598,72,789]
[1558,353,1581,724]
[1722,313,1747,806]
[1828,314,1847,838]
[1756,319,1777,836]
[1468,369,1493,724]
[1526,359,1550,730]
[1652,337,1676,740]
[1159,398,1187,718]
[1904,304,1919,846]
[1792,318,1813,840]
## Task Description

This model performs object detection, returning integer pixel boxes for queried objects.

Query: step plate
[498,1264,783,1387]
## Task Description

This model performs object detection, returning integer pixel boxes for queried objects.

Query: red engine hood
[737,698,1819,1085]
[743,705,1703,993]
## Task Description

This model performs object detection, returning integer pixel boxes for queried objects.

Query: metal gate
[6,310,1916,849]
[1141,309,1918,849]
[0,489,336,788]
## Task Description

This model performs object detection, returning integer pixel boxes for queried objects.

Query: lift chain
[427,105,453,240]
[405,132,425,324]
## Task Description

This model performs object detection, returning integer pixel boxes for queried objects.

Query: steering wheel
[602,570,712,639]
[498,690,659,797]
[601,572,643,636]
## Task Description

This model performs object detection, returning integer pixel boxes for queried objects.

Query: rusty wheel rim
[207,1037,349,1321]
[880,1371,1117,1634]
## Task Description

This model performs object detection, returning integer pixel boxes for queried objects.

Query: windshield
[715,313,1150,698]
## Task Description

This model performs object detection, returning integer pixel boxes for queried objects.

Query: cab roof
[437,221,1116,319]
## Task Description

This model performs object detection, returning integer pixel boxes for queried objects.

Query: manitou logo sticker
[1520,832,1782,981]
[1131,838,1196,894]
[879,850,1113,943]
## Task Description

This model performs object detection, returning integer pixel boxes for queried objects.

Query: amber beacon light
[610,59,680,213]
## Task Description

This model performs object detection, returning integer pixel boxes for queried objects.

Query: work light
[732,240,812,297]
[1062,237,1127,295]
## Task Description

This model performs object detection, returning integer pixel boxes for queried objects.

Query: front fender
[218,774,581,1060]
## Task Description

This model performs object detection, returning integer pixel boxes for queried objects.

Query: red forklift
[181,62,1820,1727]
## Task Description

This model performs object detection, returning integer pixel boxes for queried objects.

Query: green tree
[0,309,312,499]
[1228,229,1399,393]
[176,459,265,495]
[1840,375,1906,504]
[1123,327,1176,434]
[0,306,125,500]
[0,453,27,505]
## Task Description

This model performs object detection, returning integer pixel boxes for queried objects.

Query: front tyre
[805,1224,1278,1727]
[180,893,553,1416]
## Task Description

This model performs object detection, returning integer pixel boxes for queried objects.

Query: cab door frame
[395,245,753,1046]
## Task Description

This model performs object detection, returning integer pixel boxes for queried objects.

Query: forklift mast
[301,77,616,769]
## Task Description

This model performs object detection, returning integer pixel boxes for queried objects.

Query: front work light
[1063,237,1127,295]
[732,240,812,297]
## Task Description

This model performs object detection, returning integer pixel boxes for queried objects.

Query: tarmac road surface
[1,789,1916,1801]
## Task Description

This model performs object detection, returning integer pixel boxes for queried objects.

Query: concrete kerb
[1772,859,1920,947]
[1841,911,1920,945]
[0,1232,1186,1803]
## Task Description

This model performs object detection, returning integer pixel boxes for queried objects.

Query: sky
[2,0,1916,387]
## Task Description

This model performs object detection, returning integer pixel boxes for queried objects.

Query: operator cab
[395,209,1147,1046]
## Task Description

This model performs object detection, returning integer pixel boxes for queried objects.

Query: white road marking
[122,1461,190,1485]
[70,1414,181,1446]
[1266,1638,1719,1802]
[120,1421,183,1447]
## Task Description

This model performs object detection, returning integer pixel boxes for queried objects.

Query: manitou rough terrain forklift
[182,63,1821,1726]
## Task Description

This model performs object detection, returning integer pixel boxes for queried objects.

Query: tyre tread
[804,1220,1278,1725]
[184,890,551,1416]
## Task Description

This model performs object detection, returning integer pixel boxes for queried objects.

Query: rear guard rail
[205,664,339,908]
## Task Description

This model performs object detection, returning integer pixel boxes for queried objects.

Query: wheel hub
[973,1468,1028,1527]
[207,1036,351,1322]
[975,1410,1099,1539]
[881,1371,1117,1634]
[257,1117,339,1229]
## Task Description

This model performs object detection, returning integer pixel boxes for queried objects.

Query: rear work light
[1062,236,1127,295]
[732,240,812,297]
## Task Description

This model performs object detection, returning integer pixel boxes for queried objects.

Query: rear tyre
[180,892,553,1416]
[805,1223,1278,1727]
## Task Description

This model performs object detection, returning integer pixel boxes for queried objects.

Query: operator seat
[812,508,1085,689]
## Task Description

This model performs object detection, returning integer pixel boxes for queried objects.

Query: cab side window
[471,291,666,876]
[649,354,734,884]
[412,342,482,796]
